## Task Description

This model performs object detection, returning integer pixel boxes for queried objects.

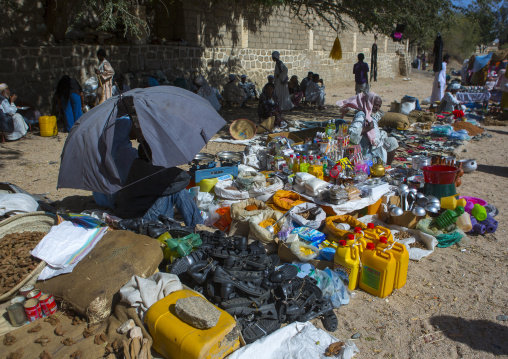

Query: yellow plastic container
[359,248,396,298]
[440,196,467,210]
[308,165,324,180]
[363,223,394,244]
[38,116,58,137]
[145,289,241,359]
[198,178,219,193]
[352,227,373,252]
[334,237,361,290]
[376,241,409,289]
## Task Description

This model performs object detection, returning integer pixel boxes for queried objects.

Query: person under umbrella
[337,92,398,165]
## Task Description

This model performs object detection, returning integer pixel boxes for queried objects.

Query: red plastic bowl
[422,165,459,185]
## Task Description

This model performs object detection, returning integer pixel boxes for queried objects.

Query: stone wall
[0,44,400,113]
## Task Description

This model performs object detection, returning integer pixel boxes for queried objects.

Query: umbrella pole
[119,94,150,160]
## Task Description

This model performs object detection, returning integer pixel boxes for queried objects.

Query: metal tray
[192,153,216,163]
[216,151,243,162]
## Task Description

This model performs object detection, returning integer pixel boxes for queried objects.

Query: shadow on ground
[476,164,508,179]
[0,147,23,170]
[485,128,508,136]
[429,315,508,355]
[51,195,97,214]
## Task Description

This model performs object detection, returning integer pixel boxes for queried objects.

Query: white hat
[0,83,8,92]
[272,51,280,59]
[449,83,461,91]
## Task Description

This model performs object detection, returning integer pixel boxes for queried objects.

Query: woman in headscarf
[337,92,398,165]
[271,51,294,111]
[194,75,221,111]
[95,49,115,104]
[288,75,304,107]
[56,75,84,132]
[430,54,450,105]
[258,82,282,126]
[437,83,461,114]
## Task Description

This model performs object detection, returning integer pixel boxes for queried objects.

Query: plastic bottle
[471,204,487,221]
[334,235,361,290]
[316,156,322,165]
[455,212,473,232]
[300,156,310,172]
[309,155,314,165]
[323,156,329,181]
[331,119,336,135]
[359,245,396,298]
[430,206,465,229]
[325,121,331,136]
[287,154,294,169]
[293,155,300,173]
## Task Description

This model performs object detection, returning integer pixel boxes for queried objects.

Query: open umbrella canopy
[57,86,226,194]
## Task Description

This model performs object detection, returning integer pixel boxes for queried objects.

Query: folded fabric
[31,221,108,269]
[119,273,183,320]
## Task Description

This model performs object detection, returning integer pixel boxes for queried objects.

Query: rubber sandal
[168,249,206,275]
[220,297,255,309]
[226,303,279,321]
[227,270,264,284]
[187,260,214,284]
[270,264,298,283]
[240,318,281,344]
[322,310,339,332]
[296,299,338,331]
[213,267,267,297]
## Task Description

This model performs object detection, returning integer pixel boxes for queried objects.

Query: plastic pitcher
[38,116,58,137]
[334,237,361,290]
[359,248,396,298]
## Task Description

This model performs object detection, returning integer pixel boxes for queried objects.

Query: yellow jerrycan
[363,222,394,244]
[376,238,409,289]
[359,244,396,298]
[352,226,373,252]
[334,234,361,290]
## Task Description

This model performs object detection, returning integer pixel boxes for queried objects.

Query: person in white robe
[430,54,450,105]
[0,83,28,141]
[271,51,293,111]
[305,74,326,110]
[195,76,221,111]
[437,83,461,114]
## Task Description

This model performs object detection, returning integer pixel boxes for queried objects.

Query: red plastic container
[422,165,458,185]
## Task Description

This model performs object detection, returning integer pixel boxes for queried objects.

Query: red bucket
[422,165,458,185]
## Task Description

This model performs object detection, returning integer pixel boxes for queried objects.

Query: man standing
[430,54,450,105]
[271,51,293,111]
[353,53,369,94]
[95,49,115,104]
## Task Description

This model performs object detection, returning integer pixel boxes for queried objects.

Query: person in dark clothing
[258,82,282,126]
[56,75,84,132]
[115,141,203,226]
[288,75,304,107]
[353,53,369,94]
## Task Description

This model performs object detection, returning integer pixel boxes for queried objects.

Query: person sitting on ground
[437,83,461,114]
[112,75,131,96]
[223,74,247,108]
[195,75,221,111]
[258,82,283,127]
[261,75,275,94]
[238,75,258,100]
[337,92,398,165]
[0,83,28,141]
[56,75,84,132]
[115,140,203,226]
[300,71,313,96]
[288,75,304,107]
[354,53,369,94]
[155,70,170,85]
[305,73,326,110]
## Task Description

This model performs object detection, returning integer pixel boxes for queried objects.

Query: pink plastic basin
[458,196,488,207]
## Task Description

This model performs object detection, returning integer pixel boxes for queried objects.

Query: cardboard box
[266,132,303,145]
[380,195,429,229]
[276,238,334,270]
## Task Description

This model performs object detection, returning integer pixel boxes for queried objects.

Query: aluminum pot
[412,155,431,171]
[458,159,477,173]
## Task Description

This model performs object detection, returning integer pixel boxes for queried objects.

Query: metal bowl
[427,196,441,206]
[192,153,216,163]
[458,159,477,173]
[216,151,243,163]
[425,203,440,215]
[390,207,404,216]
[417,197,429,208]
[292,144,320,156]
[412,206,426,217]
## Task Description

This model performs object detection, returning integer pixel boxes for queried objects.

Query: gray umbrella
[57,86,226,194]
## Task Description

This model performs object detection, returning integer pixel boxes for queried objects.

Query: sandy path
[1,70,507,358]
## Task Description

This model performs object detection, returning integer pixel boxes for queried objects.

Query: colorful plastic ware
[422,165,459,185]
[431,206,465,229]
[471,204,487,221]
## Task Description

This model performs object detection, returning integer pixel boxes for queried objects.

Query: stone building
[0,1,408,113]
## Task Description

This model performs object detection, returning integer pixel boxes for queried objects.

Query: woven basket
[0,211,56,302]
[229,118,257,140]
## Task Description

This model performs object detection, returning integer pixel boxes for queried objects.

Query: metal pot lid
[192,153,216,163]
[216,151,243,162]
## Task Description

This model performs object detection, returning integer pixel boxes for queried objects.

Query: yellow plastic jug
[352,226,373,252]
[145,289,240,359]
[334,236,361,290]
[38,116,58,137]
[359,247,396,298]
[363,223,394,244]
[376,240,409,289]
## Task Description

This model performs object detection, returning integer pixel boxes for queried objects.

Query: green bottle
[431,206,465,229]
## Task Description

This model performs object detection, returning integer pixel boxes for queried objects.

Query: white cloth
[305,81,326,106]
[1,98,17,116]
[229,322,359,359]
[348,111,398,163]
[1,99,29,141]
[119,272,183,320]
[274,60,293,111]
[32,221,108,280]
[437,92,460,113]
[456,92,491,102]
[430,62,447,104]
[0,193,39,216]
[198,85,221,111]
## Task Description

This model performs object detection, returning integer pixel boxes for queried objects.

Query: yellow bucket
[38,116,58,137]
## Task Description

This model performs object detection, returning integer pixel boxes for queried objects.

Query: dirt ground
[1,70,507,358]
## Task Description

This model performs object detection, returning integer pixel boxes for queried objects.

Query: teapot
[370,159,386,177]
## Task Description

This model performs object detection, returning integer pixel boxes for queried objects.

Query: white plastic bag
[195,191,214,211]
[249,177,284,201]
[248,210,283,243]
[0,193,39,216]
[290,241,319,261]
[289,202,326,229]
[236,171,267,190]
[214,180,250,200]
